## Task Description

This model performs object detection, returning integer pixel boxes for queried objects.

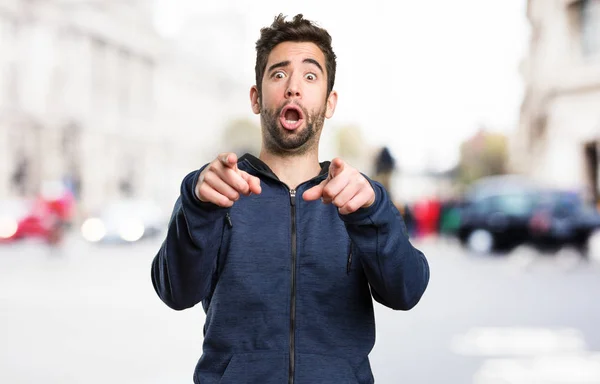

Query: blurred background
[1,0,600,383]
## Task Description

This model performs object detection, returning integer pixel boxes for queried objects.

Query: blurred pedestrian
[413,197,441,238]
[151,14,429,384]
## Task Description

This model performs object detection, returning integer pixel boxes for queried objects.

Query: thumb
[329,157,344,179]
[302,180,325,201]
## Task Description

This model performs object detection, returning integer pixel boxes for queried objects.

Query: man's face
[250,41,337,155]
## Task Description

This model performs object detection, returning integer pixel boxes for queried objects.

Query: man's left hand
[303,158,375,215]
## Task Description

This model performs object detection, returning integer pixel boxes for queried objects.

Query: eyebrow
[267,60,290,74]
[266,58,325,74]
[303,58,324,74]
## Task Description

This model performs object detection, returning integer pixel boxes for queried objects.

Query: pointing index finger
[329,157,345,179]
[219,153,238,169]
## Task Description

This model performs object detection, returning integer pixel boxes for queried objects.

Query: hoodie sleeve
[151,168,228,310]
[340,179,430,310]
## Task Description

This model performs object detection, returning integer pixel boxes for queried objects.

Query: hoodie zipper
[239,158,329,383]
[288,188,297,384]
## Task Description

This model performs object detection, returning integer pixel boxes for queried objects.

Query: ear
[325,90,338,119]
[250,86,261,115]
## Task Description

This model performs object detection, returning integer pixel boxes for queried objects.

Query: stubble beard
[260,102,326,157]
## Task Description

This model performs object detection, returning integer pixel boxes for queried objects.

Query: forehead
[266,41,326,68]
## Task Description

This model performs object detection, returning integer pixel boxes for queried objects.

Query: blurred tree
[223,118,262,156]
[335,124,363,159]
[458,127,508,185]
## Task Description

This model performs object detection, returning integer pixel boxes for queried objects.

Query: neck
[259,148,322,190]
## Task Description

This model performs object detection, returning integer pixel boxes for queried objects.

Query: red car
[0,187,75,244]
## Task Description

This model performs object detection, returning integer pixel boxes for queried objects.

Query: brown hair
[255,14,337,97]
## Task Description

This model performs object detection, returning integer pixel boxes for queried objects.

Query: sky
[154,0,530,173]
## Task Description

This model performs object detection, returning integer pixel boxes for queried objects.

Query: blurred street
[2,0,600,382]
[1,235,599,384]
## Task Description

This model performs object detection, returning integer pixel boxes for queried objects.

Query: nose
[285,86,301,98]
[285,78,301,99]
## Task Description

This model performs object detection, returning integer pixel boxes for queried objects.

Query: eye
[272,71,285,79]
[305,73,317,81]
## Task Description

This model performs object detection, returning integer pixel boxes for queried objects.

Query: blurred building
[0,0,161,213]
[512,0,600,202]
[0,0,247,215]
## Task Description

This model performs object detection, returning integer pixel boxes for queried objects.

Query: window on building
[529,113,547,147]
[117,49,131,118]
[0,17,8,106]
[140,57,155,118]
[581,0,600,57]
[0,17,19,107]
[91,38,108,113]
[11,156,30,196]
[7,62,20,108]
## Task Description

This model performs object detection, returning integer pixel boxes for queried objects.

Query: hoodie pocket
[295,353,360,383]
[347,239,354,275]
[219,351,287,384]
[215,211,233,277]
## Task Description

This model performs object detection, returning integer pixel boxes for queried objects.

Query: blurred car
[0,198,66,244]
[80,199,166,244]
[0,181,76,244]
[457,175,542,253]
[438,200,462,237]
[0,199,32,242]
[528,189,600,253]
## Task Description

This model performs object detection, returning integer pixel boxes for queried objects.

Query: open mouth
[279,105,305,130]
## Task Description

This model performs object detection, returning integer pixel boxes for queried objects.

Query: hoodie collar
[239,153,330,183]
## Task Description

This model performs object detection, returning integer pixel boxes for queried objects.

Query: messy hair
[255,14,337,97]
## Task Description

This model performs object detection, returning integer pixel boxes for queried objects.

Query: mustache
[276,101,308,117]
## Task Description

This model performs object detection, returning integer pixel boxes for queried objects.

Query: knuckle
[218,195,231,207]
[238,180,250,192]
[197,185,211,201]
[198,182,209,193]
[346,201,359,212]
[223,168,237,183]
[202,171,214,184]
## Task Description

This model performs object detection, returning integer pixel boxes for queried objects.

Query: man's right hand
[195,153,262,207]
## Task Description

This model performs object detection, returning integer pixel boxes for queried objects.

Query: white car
[81,199,166,243]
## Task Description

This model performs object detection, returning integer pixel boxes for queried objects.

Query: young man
[152,14,430,384]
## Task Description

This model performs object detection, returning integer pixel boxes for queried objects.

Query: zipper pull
[225,212,233,228]
[290,189,296,206]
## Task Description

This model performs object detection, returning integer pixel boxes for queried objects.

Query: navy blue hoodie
[152,154,430,384]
